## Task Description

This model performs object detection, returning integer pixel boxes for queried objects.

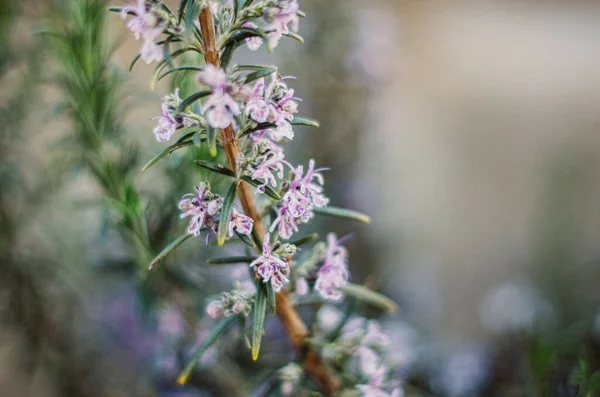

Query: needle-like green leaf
[195,160,235,177]
[252,286,268,360]
[148,233,193,271]
[340,283,398,313]
[314,206,371,224]
[177,315,239,385]
[217,181,239,246]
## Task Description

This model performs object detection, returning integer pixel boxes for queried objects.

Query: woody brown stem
[198,5,340,395]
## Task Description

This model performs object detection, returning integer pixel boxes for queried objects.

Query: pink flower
[243,22,263,51]
[245,75,299,142]
[357,367,404,397]
[206,301,224,319]
[245,78,276,123]
[196,65,241,128]
[121,0,166,63]
[229,208,254,237]
[314,233,350,301]
[179,183,223,237]
[263,0,300,49]
[249,233,290,292]
[295,278,309,296]
[271,159,329,239]
[244,140,285,193]
[152,89,193,142]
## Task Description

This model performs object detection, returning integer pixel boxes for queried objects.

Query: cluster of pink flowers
[206,282,255,319]
[121,0,168,63]
[244,0,300,50]
[152,89,201,142]
[324,319,402,397]
[179,182,253,239]
[314,233,350,301]
[249,233,293,292]
[240,140,286,193]
[271,159,329,239]
[246,75,299,142]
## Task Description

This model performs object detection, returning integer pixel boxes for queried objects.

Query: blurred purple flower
[243,21,263,51]
[314,233,350,301]
[263,0,300,49]
[121,0,166,63]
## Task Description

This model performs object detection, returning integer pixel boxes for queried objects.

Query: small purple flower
[206,301,224,319]
[243,21,263,51]
[121,0,167,63]
[178,183,223,237]
[271,159,329,239]
[151,89,197,142]
[244,75,299,142]
[250,233,290,292]
[229,208,254,237]
[295,277,309,296]
[263,0,300,49]
[314,233,350,301]
[243,140,286,193]
[357,367,403,397]
[206,283,255,319]
[245,78,275,123]
[197,65,241,129]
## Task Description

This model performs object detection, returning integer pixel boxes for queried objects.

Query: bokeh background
[2,0,600,396]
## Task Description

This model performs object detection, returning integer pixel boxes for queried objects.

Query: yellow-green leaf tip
[176,374,188,386]
[252,345,260,361]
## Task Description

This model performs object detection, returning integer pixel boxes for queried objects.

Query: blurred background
[2,0,600,396]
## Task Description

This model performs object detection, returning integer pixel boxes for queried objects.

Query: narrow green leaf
[290,233,319,247]
[148,233,193,271]
[195,160,235,177]
[252,287,268,360]
[244,66,278,84]
[193,131,202,148]
[283,31,304,43]
[207,126,218,157]
[314,206,371,224]
[178,90,212,112]
[178,0,190,23]
[142,140,195,171]
[221,27,271,51]
[184,0,200,42]
[177,315,239,385]
[235,229,257,248]
[266,283,276,314]
[238,122,276,138]
[340,283,398,313]
[108,6,123,13]
[236,64,272,71]
[218,182,239,246]
[158,65,204,82]
[220,43,236,70]
[291,116,320,128]
[233,0,239,23]
[240,175,281,200]
[163,36,174,70]
[128,54,141,72]
[207,256,257,265]
[243,0,254,8]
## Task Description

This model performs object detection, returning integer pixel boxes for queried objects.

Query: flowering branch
[114,0,399,395]
[196,4,338,393]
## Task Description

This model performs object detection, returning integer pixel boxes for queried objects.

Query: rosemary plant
[111,0,401,395]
